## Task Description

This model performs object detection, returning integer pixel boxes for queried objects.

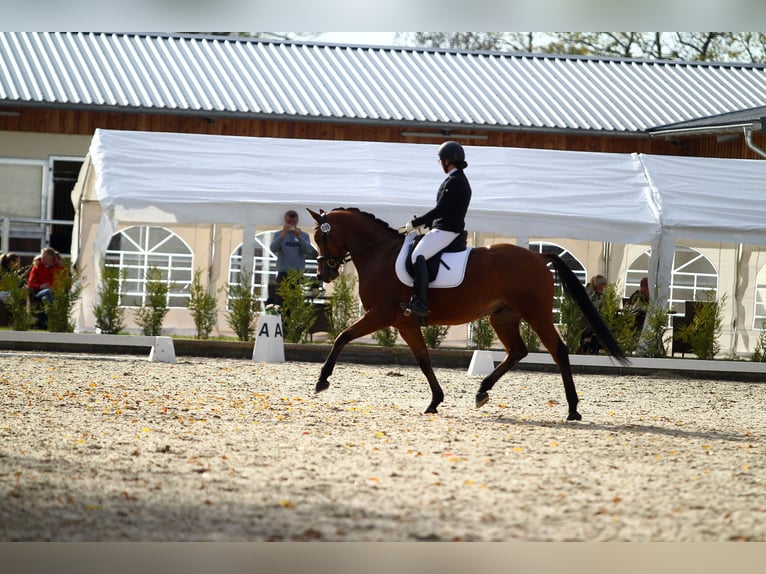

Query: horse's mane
[330,207,401,237]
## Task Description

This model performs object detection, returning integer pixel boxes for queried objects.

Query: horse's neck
[347,225,400,275]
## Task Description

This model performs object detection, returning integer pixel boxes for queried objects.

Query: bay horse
[308,207,628,420]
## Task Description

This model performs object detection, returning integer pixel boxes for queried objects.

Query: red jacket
[27,260,64,292]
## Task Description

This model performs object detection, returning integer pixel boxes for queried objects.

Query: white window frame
[626,246,718,316]
[104,225,194,308]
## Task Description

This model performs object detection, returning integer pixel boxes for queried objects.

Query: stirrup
[404,299,429,317]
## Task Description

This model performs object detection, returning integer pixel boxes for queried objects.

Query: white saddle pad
[395,232,472,289]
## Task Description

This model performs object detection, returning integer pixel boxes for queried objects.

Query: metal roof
[1,32,766,135]
[647,104,766,133]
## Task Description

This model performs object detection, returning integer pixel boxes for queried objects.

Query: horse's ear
[307,208,323,223]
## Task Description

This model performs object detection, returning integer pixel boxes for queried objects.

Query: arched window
[529,242,587,323]
[626,246,717,315]
[105,226,193,308]
[228,230,318,302]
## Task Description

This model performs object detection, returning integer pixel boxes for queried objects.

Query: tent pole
[242,224,255,280]
[733,243,753,357]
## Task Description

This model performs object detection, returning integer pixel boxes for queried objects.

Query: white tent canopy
[74,129,766,346]
[83,129,661,247]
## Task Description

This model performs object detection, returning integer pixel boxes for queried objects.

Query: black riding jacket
[411,169,472,233]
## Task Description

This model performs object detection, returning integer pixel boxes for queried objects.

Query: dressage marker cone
[252,314,285,363]
[149,336,176,363]
[467,349,495,376]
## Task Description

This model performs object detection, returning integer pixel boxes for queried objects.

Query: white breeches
[410,229,460,263]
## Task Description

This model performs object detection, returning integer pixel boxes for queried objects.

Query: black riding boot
[405,255,430,317]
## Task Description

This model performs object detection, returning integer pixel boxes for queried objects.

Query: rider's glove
[404,220,415,234]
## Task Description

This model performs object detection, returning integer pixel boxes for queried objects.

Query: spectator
[27,247,64,306]
[267,210,318,306]
[628,277,650,309]
[627,276,650,330]
[0,252,22,303]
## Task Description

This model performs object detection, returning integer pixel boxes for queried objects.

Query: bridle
[315,211,395,273]
[316,215,350,271]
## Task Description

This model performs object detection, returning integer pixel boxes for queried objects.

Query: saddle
[404,231,468,282]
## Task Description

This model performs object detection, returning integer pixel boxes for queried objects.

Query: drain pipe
[744,126,766,159]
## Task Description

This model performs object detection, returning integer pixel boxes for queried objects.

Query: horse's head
[308,208,348,283]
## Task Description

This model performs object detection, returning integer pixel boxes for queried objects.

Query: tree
[327,270,358,340]
[188,268,220,340]
[400,32,519,52]
[134,268,170,337]
[277,269,317,343]
[404,32,766,63]
[93,265,125,334]
[46,259,84,333]
[226,271,259,342]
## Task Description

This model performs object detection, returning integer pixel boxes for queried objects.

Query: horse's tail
[543,253,630,366]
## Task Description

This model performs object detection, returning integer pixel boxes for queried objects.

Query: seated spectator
[627,277,650,309]
[0,251,22,302]
[27,247,64,306]
[626,276,650,331]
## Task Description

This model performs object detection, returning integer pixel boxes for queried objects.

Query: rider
[403,141,472,317]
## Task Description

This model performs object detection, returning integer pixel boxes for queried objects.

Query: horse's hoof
[567,411,582,421]
[315,379,330,393]
[475,391,489,408]
[424,407,438,414]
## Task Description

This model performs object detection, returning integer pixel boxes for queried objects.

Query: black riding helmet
[437,140,467,168]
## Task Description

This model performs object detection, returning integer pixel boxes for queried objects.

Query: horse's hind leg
[476,306,528,408]
[526,318,581,421]
[397,323,444,414]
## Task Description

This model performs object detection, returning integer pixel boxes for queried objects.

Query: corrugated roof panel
[2,32,766,134]
[354,48,422,121]
[478,55,540,128]
[310,46,371,119]
[79,33,132,107]
[448,55,510,126]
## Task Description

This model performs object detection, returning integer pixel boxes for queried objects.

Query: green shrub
[46,259,84,333]
[277,269,316,343]
[226,271,259,342]
[327,270,359,340]
[636,302,671,358]
[751,321,766,362]
[188,268,219,339]
[0,268,32,330]
[93,265,125,334]
[134,267,169,336]
[373,326,398,346]
[470,315,495,350]
[422,323,449,349]
[678,291,725,360]
[520,319,540,352]
[600,282,640,355]
[558,287,585,353]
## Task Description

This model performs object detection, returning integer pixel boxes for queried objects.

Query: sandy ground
[1,350,765,542]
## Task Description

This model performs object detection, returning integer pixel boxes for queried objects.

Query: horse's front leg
[396,323,444,414]
[316,311,387,394]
